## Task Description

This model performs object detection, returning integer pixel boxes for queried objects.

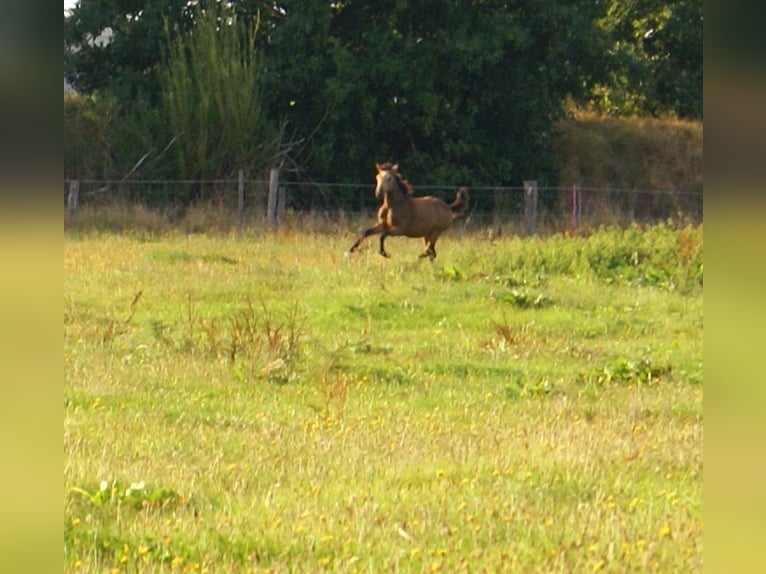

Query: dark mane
[379,162,413,195]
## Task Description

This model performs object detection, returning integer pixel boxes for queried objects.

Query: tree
[588,0,702,119]
[64,1,280,102]
[260,0,610,186]
[66,0,179,101]
[648,0,703,119]
[67,1,645,188]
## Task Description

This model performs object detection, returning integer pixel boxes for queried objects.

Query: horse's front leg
[348,223,385,254]
[379,230,392,258]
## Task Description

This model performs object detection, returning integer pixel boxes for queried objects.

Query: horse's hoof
[380,252,391,258]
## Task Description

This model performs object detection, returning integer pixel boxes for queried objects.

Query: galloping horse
[348,163,469,259]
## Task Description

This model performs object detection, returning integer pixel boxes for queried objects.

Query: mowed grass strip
[64,224,702,572]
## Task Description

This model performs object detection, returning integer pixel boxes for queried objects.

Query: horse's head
[375,162,411,199]
[374,163,397,199]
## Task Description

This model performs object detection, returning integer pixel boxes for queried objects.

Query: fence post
[523,180,537,236]
[237,169,245,227]
[571,184,580,233]
[267,168,280,226]
[66,179,80,219]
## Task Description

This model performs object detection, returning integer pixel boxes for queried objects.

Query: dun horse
[348,163,469,259]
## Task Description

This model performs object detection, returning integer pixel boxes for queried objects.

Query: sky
[64,0,76,14]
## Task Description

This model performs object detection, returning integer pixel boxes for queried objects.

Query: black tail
[450,187,470,215]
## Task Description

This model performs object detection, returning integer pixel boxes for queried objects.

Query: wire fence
[64,177,703,234]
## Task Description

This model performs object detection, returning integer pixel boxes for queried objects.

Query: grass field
[64,222,703,572]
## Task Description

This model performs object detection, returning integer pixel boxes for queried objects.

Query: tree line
[64,0,702,199]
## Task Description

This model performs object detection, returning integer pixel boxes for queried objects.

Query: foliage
[159,7,275,182]
[63,0,197,102]
[64,1,610,186]
[64,225,703,571]
[587,0,703,118]
[64,93,118,180]
[261,0,610,185]
[63,90,168,184]
[64,0,702,192]
[64,3,275,188]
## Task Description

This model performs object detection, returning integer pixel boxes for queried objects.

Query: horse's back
[413,196,452,218]
[402,197,453,236]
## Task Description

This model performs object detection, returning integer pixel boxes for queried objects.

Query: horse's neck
[384,187,410,209]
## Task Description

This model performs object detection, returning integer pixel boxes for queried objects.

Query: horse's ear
[375,163,382,172]
[392,163,399,172]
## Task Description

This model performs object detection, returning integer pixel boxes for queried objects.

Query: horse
[348,163,469,259]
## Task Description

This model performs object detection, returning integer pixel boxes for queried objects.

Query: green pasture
[64,223,703,572]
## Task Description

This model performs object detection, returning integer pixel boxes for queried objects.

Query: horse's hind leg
[418,245,436,259]
[419,237,437,260]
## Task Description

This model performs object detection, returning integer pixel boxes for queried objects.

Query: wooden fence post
[267,168,280,226]
[237,169,245,227]
[66,179,80,219]
[571,184,580,233]
[523,180,537,236]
